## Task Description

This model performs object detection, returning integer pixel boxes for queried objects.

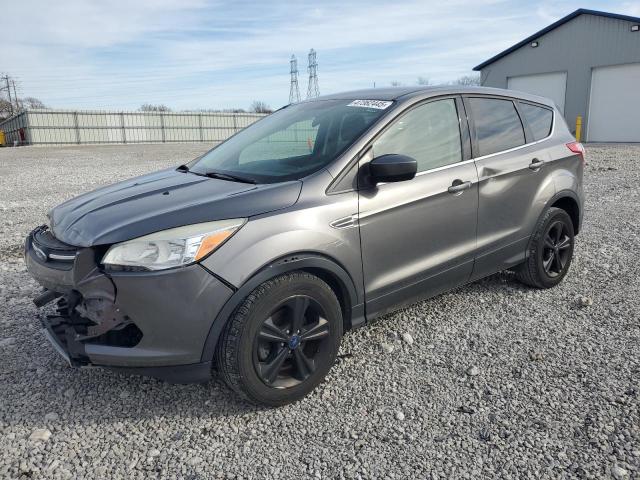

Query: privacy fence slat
[0,110,266,146]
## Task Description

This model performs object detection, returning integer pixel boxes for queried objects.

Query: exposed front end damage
[43,293,143,367]
[25,226,234,383]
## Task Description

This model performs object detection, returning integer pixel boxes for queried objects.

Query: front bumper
[25,227,234,382]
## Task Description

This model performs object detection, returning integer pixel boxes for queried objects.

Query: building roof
[473,8,640,71]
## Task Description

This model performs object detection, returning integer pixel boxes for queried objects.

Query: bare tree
[139,103,172,112]
[0,99,13,119]
[250,101,272,114]
[417,76,431,86]
[186,108,248,113]
[22,97,47,109]
[1,95,47,118]
[390,80,403,87]
[453,74,481,86]
[0,73,47,118]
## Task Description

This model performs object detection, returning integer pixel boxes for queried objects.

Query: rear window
[519,103,553,141]
[468,98,525,157]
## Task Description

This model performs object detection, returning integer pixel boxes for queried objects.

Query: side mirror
[369,154,417,184]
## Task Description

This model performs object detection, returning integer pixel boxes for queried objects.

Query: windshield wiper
[203,170,257,184]
[176,164,190,172]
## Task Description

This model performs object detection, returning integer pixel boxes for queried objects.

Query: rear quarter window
[468,97,525,157]
[519,103,553,141]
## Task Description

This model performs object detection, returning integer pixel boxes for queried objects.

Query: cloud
[4,0,207,48]
[621,1,640,16]
[3,0,637,110]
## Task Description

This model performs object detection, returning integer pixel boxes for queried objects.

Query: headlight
[102,219,246,271]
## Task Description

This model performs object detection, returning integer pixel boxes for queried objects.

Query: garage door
[588,63,640,142]
[507,72,567,113]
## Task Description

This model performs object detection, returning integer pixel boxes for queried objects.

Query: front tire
[216,272,343,406]
[516,207,575,289]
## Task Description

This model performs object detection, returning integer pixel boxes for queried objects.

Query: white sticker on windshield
[347,100,393,110]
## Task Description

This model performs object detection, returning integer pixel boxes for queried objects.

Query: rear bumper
[25,228,234,381]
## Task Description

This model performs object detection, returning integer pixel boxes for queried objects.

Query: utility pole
[3,75,14,116]
[11,80,19,112]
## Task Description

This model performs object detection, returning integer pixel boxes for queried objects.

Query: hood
[50,168,302,247]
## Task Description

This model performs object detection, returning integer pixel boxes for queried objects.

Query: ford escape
[25,86,584,406]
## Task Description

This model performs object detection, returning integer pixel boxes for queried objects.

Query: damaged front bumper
[25,226,234,383]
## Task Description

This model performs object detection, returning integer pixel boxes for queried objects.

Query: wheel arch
[200,252,363,363]
[548,190,582,235]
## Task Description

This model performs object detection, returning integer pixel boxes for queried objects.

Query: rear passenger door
[464,96,555,280]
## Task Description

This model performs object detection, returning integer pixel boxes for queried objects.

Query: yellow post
[575,115,582,142]
[0,130,5,146]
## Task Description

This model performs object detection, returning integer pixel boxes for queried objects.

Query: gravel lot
[0,143,638,479]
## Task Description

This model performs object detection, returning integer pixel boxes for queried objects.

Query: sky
[2,0,639,111]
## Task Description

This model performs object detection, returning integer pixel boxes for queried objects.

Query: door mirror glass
[369,154,417,183]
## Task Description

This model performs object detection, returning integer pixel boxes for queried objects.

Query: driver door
[358,96,479,318]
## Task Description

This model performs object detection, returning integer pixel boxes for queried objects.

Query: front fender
[199,190,364,363]
[199,253,364,363]
[201,188,363,298]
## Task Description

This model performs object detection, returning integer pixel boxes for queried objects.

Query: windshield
[189,99,392,183]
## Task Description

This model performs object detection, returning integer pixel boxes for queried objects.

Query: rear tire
[516,207,575,289]
[216,272,342,406]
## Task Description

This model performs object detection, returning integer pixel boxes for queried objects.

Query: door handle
[448,179,472,194]
[529,158,545,171]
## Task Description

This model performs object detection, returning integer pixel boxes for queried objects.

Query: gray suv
[25,86,584,406]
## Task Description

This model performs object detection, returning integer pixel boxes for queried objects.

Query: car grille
[31,226,79,267]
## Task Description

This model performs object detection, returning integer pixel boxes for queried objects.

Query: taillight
[566,142,585,164]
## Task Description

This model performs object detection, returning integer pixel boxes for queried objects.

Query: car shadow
[1,269,529,431]
[0,354,269,431]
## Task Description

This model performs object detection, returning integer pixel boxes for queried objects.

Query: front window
[372,99,463,173]
[190,100,391,183]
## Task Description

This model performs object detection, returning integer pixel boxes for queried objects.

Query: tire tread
[516,207,573,289]
[215,271,339,405]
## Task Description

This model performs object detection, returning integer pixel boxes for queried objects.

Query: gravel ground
[0,143,638,479]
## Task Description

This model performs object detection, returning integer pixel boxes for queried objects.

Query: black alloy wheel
[515,207,575,289]
[254,295,331,388]
[216,272,342,406]
[541,220,572,278]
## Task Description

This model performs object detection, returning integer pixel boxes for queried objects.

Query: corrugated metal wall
[0,112,29,145]
[479,13,640,139]
[0,110,266,146]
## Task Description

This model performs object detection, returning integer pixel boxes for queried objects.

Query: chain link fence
[0,110,266,146]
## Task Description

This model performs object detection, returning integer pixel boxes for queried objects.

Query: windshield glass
[190,99,392,183]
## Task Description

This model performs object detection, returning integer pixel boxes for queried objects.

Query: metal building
[0,109,265,146]
[474,9,640,142]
